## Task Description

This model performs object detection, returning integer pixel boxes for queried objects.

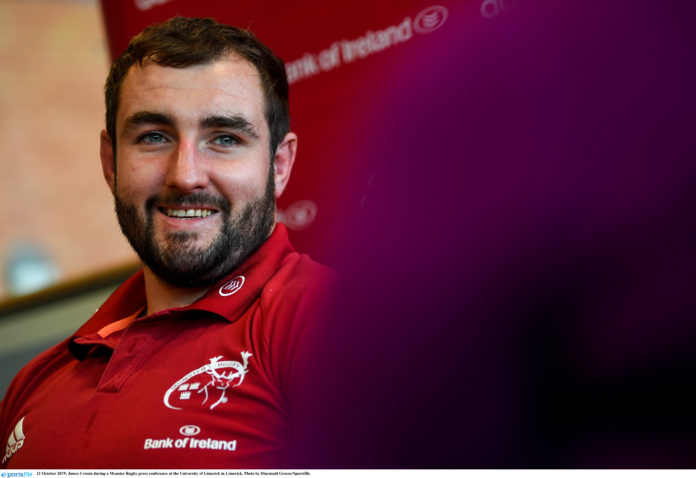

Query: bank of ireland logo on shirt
[163,352,252,411]
[2,416,26,464]
[219,275,245,297]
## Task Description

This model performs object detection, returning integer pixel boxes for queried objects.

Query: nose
[164,140,208,192]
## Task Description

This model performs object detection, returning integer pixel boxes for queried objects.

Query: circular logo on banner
[481,0,517,19]
[279,200,318,231]
[414,6,449,34]
[134,0,172,12]
[219,276,245,297]
[179,425,200,437]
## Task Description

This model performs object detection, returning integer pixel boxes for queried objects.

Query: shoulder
[261,252,336,311]
[0,339,69,438]
[254,251,335,349]
[3,340,69,399]
[279,252,335,289]
[253,253,335,398]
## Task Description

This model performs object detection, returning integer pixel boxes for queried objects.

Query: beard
[114,172,276,288]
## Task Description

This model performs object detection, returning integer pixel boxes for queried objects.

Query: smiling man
[0,17,332,469]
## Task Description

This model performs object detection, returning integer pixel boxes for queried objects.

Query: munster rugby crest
[164,352,252,411]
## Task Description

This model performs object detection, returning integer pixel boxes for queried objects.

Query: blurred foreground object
[293,0,696,468]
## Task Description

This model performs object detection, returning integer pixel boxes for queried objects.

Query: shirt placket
[95,318,160,394]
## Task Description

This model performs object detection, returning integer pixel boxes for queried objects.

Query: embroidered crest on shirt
[2,416,26,464]
[163,352,252,411]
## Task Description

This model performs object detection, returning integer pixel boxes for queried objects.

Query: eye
[139,132,168,144]
[211,134,239,146]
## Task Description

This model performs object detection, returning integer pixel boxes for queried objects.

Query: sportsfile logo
[2,417,26,465]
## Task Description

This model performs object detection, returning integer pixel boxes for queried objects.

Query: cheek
[214,164,271,202]
[115,161,160,199]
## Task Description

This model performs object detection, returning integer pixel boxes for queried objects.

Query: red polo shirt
[0,224,333,469]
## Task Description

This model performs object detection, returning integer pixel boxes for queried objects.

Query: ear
[272,132,297,198]
[100,129,116,195]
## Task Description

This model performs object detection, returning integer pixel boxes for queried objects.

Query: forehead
[117,55,266,132]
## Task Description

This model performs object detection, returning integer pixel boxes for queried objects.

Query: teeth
[165,208,214,218]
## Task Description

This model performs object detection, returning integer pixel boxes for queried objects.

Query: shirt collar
[70,223,294,353]
[179,223,294,319]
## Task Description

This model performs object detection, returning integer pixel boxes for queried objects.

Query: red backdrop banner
[98,0,487,261]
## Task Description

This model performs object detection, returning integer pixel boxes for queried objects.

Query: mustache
[145,191,231,214]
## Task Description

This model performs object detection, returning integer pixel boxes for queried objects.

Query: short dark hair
[104,16,290,156]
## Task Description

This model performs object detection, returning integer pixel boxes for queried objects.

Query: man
[0,17,331,469]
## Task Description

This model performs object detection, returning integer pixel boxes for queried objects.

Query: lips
[148,192,228,223]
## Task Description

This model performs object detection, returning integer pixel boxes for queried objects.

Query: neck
[142,265,210,315]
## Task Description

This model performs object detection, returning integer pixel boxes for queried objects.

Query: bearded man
[0,16,332,469]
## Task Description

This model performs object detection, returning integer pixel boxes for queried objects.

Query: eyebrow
[121,112,260,140]
[201,115,259,140]
[122,111,175,135]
